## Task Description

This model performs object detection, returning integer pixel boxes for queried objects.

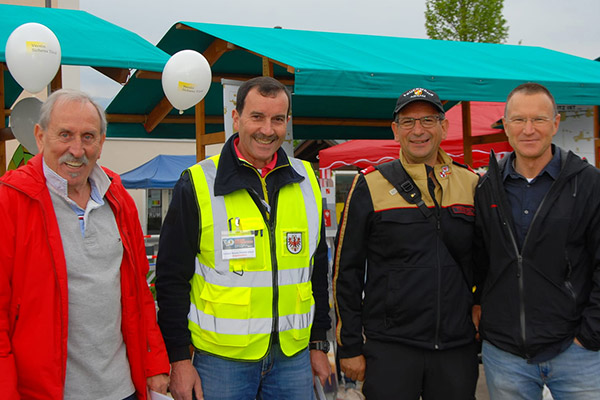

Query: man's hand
[310,349,332,386]
[472,305,482,341]
[169,360,203,400]
[340,355,365,382]
[147,373,169,395]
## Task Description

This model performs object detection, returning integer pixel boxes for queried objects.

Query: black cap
[393,88,445,118]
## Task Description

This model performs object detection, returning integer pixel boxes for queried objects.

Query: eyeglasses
[396,115,443,129]
[506,117,553,127]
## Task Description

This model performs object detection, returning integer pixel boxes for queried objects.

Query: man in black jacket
[334,87,480,399]
[473,82,600,399]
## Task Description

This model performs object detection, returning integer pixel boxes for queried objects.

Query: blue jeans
[192,344,316,400]
[482,340,600,400]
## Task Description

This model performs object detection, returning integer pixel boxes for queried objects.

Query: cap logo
[405,87,436,99]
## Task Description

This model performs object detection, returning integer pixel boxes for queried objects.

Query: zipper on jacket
[496,192,529,356]
[564,254,576,303]
[245,167,281,346]
[428,173,442,349]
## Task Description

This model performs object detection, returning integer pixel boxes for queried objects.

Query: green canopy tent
[106,21,600,165]
[0,4,171,174]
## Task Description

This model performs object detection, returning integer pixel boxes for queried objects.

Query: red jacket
[0,155,169,399]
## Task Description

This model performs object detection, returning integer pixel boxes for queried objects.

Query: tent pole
[461,101,473,166]
[262,57,274,77]
[0,64,6,176]
[595,105,599,168]
[195,100,206,162]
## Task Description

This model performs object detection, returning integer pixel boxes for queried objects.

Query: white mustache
[59,153,89,166]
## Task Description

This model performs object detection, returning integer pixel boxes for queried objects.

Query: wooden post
[195,100,206,162]
[262,57,274,77]
[461,101,473,167]
[0,64,6,176]
[595,105,599,168]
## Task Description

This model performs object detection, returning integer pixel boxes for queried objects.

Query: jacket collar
[213,133,305,197]
[487,145,589,189]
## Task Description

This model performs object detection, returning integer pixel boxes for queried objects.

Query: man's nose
[413,119,426,134]
[68,137,85,157]
[258,119,274,134]
[523,119,536,134]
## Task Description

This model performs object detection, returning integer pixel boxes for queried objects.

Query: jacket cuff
[336,343,363,359]
[167,345,193,363]
[309,327,327,342]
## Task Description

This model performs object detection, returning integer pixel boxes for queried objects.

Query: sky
[78,0,600,105]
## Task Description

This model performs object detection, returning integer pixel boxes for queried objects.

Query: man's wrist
[309,340,330,353]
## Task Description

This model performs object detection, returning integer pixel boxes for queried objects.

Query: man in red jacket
[0,89,170,399]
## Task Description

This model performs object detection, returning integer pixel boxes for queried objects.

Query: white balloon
[161,50,212,112]
[5,22,62,94]
[9,97,42,155]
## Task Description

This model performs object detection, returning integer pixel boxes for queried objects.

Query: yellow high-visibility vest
[187,154,322,360]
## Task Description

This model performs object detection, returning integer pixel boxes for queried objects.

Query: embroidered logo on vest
[286,232,302,254]
[439,165,451,178]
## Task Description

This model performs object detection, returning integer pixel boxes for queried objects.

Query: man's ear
[391,121,400,143]
[440,118,449,141]
[232,109,240,132]
[34,124,44,153]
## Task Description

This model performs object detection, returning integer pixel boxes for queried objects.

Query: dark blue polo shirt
[503,145,561,250]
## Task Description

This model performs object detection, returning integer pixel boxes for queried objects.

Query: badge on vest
[221,231,256,260]
[439,165,451,178]
[286,232,302,254]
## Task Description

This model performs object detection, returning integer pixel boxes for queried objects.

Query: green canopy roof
[107,21,600,140]
[1,4,170,107]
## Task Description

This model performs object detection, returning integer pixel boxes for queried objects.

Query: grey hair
[38,89,107,135]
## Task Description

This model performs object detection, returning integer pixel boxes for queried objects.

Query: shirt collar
[503,145,561,182]
[233,136,278,177]
[43,159,111,205]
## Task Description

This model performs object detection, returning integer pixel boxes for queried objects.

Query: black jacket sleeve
[333,174,371,358]
[155,172,199,362]
[310,221,331,341]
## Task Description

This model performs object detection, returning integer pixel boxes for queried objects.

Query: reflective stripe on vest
[187,154,322,360]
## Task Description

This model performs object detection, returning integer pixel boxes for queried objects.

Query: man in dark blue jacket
[473,82,600,399]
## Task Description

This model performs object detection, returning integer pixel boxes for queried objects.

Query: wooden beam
[144,96,174,133]
[469,132,508,145]
[107,113,391,128]
[195,100,206,162]
[175,23,196,31]
[262,57,274,77]
[595,105,599,168]
[292,116,390,127]
[50,66,62,92]
[199,131,225,146]
[107,113,222,124]
[461,101,473,166]
[1,63,6,176]
[135,70,295,86]
[0,128,15,141]
[203,39,233,66]
[135,70,162,80]
[93,66,131,84]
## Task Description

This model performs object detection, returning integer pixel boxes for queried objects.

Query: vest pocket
[197,284,251,347]
[292,282,313,340]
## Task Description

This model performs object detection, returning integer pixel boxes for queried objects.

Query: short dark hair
[505,82,558,117]
[236,76,291,116]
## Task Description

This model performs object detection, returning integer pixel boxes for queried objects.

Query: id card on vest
[221,230,256,260]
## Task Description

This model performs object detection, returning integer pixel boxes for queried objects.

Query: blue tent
[120,155,197,189]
